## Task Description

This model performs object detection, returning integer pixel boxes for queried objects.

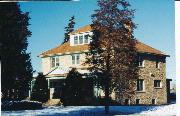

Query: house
[38,25,171,105]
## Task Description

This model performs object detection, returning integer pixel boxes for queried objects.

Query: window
[72,54,80,65]
[76,54,80,64]
[137,79,144,91]
[154,80,161,88]
[72,55,75,64]
[51,56,59,68]
[124,99,130,105]
[136,99,140,105]
[152,99,156,105]
[74,36,78,45]
[84,34,89,43]
[51,57,55,68]
[156,61,160,68]
[55,57,59,66]
[138,56,144,67]
[79,35,83,44]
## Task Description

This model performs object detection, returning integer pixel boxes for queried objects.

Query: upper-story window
[70,32,92,46]
[79,35,83,44]
[156,61,160,69]
[137,79,144,91]
[138,56,144,67]
[51,56,59,68]
[72,55,75,64]
[72,54,80,65]
[84,34,89,44]
[154,80,161,88]
[74,36,78,45]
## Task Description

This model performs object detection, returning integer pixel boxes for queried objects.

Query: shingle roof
[70,25,92,34]
[39,41,167,57]
[39,25,168,57]
[39,42,89,57]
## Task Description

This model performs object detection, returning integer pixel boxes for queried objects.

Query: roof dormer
[70,31,92,46]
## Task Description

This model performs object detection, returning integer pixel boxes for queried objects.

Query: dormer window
[79,35,83,44]
[74,36,78,45]
[70,32,92,46]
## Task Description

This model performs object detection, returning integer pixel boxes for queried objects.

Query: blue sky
[20,0,175,83]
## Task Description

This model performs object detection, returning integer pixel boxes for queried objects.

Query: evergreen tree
[31,73,48,102]
[0,3,33,100]
[61,68,84,105]
[63,16,75,44]
[87,0,138,113]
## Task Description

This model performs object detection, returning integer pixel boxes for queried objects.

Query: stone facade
[128,54,167,105]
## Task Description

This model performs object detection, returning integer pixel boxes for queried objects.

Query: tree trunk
[104,79,109,114]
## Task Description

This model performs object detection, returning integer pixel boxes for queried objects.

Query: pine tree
[0,3,33,100]
[31,73,48,102]
[87,0,138,113]
[61,68,84,105]
[63,16,75,44]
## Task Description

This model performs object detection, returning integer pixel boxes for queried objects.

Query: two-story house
[38,25,171,105]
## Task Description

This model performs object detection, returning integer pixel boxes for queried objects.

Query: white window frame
[136,79,144,91]
[74,36,78,45]
[71,54,80,65]
[51,56,59,68]
[154,80,162,88]
[70,32,92,46]
[84,34,89,44]
[79,35,84,44]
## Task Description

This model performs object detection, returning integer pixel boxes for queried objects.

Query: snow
[1,103,176,116]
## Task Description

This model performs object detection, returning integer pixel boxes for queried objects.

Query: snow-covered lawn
[2,103,176,116]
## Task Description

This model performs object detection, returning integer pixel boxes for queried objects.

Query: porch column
[47,79,50,89]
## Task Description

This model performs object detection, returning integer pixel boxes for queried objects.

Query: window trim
[72,55,76,65]
[51,56,59,68]
[154,80,162,88]
[136,79,145,92]
[74,36,78,45]
[71,54,80,65]
[79,35,84,44]
[84,34,89,44]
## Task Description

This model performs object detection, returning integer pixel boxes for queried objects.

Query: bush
[30,73,49,102]
[1,100,42,111]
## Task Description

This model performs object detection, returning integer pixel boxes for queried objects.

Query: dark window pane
[125,99,130,105]
[136,99,140,104]
[72,55,75,64]
[154,80,161,87]
[76,54,80,64]
[84,34,89,43]
[152,99,156,104]
[79,35,83,44]
[137,79,144,91]
[74,36,78,45]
